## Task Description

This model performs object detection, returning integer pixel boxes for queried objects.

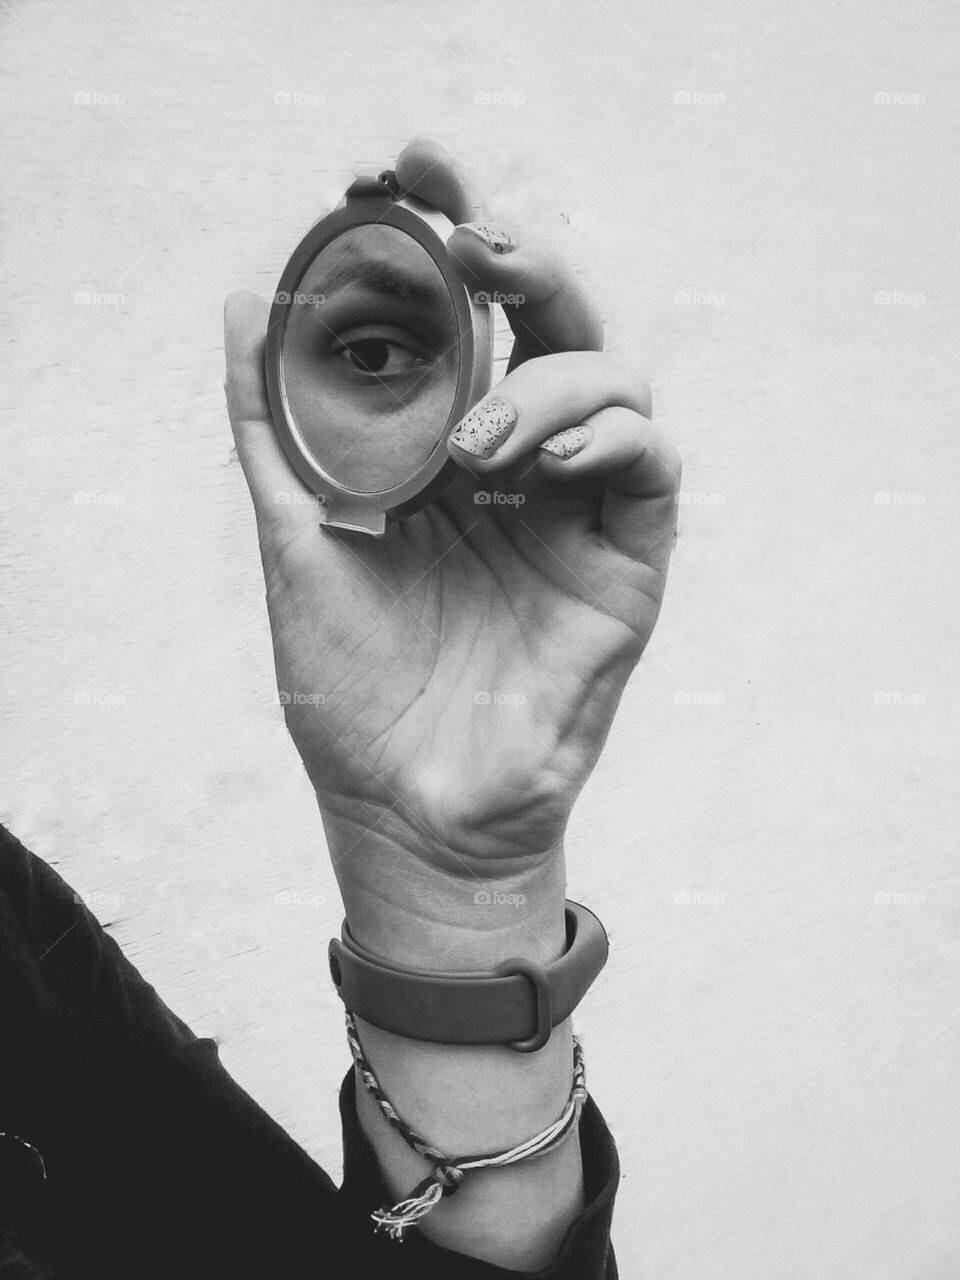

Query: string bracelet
[0,1132,46,1179]
[344,1009,587,1242]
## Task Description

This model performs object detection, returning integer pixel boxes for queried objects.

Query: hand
[224,139,680,964]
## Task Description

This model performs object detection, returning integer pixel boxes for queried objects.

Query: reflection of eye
[333,336,425,377]
[325,321,437,386]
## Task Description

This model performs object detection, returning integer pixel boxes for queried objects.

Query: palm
[270,462,666,860]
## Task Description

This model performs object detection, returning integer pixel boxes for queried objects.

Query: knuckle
[639,378,653,417]
[662,440,683,488]
[592,352,652,416]
[628,371,653,418]
[640,423,681,492]
[584,349,618,401]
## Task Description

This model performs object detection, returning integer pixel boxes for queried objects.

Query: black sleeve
[0,826,619,1279]
[338,1070,620,1277]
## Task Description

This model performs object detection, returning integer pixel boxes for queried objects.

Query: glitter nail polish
[539,426,590,460]
[458,222,518,255]
[449,398,517,457]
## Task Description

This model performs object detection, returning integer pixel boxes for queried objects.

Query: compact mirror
[265,175,493,535]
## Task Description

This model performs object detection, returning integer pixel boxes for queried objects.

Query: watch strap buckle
[498,958,553,1052]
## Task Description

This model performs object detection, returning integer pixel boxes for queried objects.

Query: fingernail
[539,426,590,460]
[449,397,517,457]
[458,222,518,255]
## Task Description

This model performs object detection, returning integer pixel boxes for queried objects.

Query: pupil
[349,339,390,373]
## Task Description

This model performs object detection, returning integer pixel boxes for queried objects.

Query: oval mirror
[265,178,493,535]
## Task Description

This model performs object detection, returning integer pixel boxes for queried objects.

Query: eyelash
[327,325,432,382]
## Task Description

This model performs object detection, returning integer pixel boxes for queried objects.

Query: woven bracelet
[345,1009,587,1241]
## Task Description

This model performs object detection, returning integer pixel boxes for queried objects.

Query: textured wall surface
[2,3,959,1276]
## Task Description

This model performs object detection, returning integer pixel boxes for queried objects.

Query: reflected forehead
[303,226,453,309]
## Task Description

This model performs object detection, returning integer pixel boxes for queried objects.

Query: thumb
[223,290,322,557]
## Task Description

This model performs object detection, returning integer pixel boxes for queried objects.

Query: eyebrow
[313,255,451,309]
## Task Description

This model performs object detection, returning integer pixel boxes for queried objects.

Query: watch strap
[328,900,608,1053]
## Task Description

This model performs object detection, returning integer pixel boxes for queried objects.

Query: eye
[331,335,428,379]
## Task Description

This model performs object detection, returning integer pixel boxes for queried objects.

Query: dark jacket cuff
[337,1069,620,1278]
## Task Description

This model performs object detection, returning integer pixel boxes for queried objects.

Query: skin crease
[224,137,680,1269]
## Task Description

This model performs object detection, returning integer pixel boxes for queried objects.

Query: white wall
[2,3,958,1276]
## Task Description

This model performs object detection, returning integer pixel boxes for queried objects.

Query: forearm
[324,809,585,1270]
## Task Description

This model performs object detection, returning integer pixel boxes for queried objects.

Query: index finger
[394,137,603,364]
[393,135,489,226]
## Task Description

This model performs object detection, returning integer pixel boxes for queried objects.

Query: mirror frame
[264,178,494,535]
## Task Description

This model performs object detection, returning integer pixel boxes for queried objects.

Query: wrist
[321,801,588,1269]
[319,802,567,970]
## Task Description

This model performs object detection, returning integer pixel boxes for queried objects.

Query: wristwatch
[328,900,608,1053]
